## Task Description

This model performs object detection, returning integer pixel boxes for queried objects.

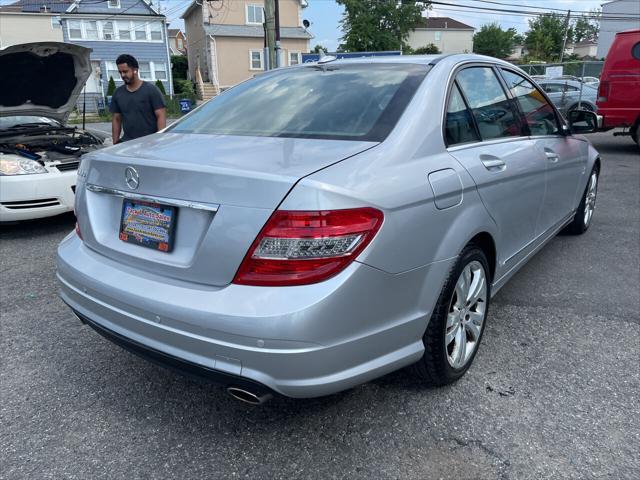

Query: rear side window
[632,42,640,60]
[445,83,479,146]
[455,67,521,140]
[501,69,559,136]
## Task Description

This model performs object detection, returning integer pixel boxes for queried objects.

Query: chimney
[40,5,49,12]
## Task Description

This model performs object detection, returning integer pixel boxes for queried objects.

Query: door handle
[481,158,506,171]
[545,151,559,163]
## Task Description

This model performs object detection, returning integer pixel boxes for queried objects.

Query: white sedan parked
[0,42,110,222]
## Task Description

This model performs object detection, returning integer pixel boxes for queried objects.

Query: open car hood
[0,42,92,123]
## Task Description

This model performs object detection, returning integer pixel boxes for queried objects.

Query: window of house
[445,83,480,146]
[500,69,559,136]
[249,50,263,70]
[117,20,131,40]
[178,38,184,49]
[150,22,163,41]
[105,61,121,83]
[246,5,264,24]
[154,62,168,80]
[455,67,521,140]
[68,20,82,40]
[138,62,152,80]
[51,16,61,29]
[108,0,120,7]
[289,52,301,65]
[102,21,114,40]
[435,31,441,41]
[85,20,99,40]
[134,22,147,40]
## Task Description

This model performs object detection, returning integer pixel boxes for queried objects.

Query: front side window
[249,50,263,70]
[246,5,264,24]
[445,83,480,146]
[501,69,559,136]
[68,20,82,40]
[456,67,521,140]
[169,64,429,142]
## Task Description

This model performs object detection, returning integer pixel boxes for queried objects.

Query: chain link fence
[517,61,605,80]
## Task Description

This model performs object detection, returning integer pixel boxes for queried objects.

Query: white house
[407,16,474,54]
[597,0,640,58]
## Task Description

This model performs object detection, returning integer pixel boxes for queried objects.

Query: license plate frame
[119,199,177,252]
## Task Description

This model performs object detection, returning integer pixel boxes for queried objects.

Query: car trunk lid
[78,132,376,287]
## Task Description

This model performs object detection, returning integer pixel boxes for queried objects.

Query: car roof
[307,53,516,68]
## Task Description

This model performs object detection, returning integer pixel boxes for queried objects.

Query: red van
[597,29,640,146]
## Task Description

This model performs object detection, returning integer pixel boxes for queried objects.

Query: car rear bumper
[57,233,453,398]
[0,171,76,222]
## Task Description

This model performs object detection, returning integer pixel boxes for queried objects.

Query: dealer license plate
[119,199,176,252]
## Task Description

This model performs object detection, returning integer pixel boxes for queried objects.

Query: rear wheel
[564,167,598,235]
[412,245,490,386]
[632,123,640,147]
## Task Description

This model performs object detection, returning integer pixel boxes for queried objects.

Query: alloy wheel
[445,261,488,369]
[583,171,598,227]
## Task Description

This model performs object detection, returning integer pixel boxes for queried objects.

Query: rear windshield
[169,63,429,142]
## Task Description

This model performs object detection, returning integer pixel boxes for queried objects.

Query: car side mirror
[567,110,598,134]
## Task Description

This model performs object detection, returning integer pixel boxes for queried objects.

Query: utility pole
[264,0,276,69]
[560,9,571,63]
[274,0,281,68]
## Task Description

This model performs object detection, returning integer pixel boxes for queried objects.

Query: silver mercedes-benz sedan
[57,55,600,404]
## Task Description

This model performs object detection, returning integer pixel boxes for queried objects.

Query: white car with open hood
[0,42,110,222]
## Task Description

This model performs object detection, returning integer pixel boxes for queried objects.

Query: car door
[499,69,586,233]
[445,66,547,269]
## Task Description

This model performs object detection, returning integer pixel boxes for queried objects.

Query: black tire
[564,166,599,235]
[568,103,595,113]
[411,244,491,386]
[632,123,639,147]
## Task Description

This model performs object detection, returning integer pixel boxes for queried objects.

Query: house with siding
[407,16,474,54]
[181,0,312,99]
[0,1,65,48]
[168,28,187,56]
[61,0,172,112]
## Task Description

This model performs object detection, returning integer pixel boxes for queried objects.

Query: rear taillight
[233,208,384,286]
[598,80,610,103]
[75,221,83,240]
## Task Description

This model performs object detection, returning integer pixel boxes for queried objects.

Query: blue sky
[0,0,607,51]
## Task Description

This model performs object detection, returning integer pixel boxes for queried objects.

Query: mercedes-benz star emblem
[124,167,139,190]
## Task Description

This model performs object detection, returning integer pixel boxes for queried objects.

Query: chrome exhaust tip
[227,386,273,405]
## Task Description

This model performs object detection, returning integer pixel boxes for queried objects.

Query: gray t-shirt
[110,81,165,141]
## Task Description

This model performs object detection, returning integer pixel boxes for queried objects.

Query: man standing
[110,54,166,144]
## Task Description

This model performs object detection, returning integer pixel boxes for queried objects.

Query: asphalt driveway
[1,132,638,480]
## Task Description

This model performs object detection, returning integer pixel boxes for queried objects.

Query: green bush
[106,76,117,96]
[413,44,440,54]
[174,79,195,98]
[155,79,167,95]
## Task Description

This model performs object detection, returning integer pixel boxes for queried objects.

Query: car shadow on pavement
[0,212,76,238]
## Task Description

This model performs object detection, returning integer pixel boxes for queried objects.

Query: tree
[473,23,519,59]
[524,13,571,62]
[572,13,599,43]
[311,44,328,54]
[106,76,117,96]
[155,79,166,95]
[337,0,429,52]
[171,55,188,80]
[413,43,440,54]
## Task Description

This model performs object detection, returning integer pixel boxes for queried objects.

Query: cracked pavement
[1,132,638,479]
